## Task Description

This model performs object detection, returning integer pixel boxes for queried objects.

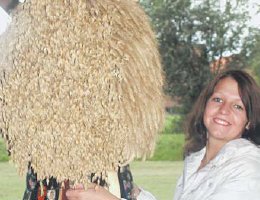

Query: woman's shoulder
[216,139,260,175]
[219,138,260,156]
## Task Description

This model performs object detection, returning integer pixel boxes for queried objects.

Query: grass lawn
[0,161,183,200]
[0,138,9,162]
[0,162,25,200]
[131,161,183,200]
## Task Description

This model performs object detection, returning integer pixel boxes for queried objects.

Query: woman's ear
[245,122,250,130]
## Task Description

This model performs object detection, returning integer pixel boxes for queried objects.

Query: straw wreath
[0,0,164,186]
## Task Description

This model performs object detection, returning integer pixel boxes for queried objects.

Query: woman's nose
[219,102,231,114]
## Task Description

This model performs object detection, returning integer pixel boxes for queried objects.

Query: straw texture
[0,0,164,186]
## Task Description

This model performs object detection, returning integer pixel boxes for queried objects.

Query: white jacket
[136,138,260,200]
[174,138,260,200]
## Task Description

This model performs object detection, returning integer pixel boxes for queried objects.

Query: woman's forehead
[212,77,244,101]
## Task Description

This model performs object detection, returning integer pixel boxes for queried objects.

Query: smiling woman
[186,70,260,154]
[203,77,249,147]
[174,69,260,200]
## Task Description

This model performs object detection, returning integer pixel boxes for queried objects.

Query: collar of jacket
[184,138,259,180]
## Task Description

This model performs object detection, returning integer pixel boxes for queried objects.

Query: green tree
[140,0,250,114]
[245,28,260,84]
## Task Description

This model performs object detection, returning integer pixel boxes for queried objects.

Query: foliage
[140,0,251,114]
[161,114,183,134]
[149,134,185,161]
[245,28,260,84]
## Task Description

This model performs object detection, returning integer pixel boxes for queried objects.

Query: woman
[66,69,260,200]
[174,69,260,200]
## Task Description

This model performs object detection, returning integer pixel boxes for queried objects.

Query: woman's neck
[198,138,226,170]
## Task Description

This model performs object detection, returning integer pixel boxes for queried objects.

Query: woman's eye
[212,97,222,103]
[234,104,244,111]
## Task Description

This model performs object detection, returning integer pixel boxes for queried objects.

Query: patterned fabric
[118,165,134,200]
[23,167,38,200]
[23,164,64,200]
[23,164,134,200]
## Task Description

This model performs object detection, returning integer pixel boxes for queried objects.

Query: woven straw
[0,0,164,186]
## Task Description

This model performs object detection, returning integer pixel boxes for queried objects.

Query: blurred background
[0,0,260,199]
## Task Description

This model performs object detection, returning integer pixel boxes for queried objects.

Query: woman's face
[203,77,248,143]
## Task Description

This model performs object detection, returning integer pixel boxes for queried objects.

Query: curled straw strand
[0,0,165,186]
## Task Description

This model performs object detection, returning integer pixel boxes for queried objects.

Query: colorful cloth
[23,164,134,200]
[23,166,61,200]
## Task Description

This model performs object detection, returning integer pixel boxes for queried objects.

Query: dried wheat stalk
[0,0,164,186]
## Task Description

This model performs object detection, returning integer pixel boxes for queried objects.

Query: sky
[248,0,260,27]
[0,0,259,35]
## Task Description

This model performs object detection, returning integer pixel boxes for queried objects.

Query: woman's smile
[213,117,231,126]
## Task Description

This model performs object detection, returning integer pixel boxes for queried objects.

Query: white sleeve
[208,155,260,200]
[208,177,260,200]
[173,175,184,200]
[136,188,157,200]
